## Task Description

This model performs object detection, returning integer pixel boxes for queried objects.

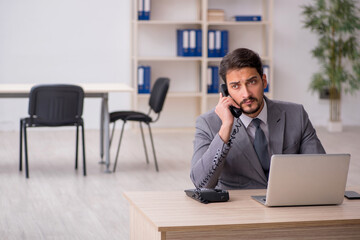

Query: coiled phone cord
[197,117,242,189]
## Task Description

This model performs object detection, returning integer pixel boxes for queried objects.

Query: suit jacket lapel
[231,118,267,183]
[266,97,285,155]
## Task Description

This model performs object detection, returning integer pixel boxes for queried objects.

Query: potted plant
[302,0,360,132]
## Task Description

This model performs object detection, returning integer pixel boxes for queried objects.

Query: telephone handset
[220,84,242,118]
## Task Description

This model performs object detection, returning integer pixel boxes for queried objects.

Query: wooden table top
[124,187,360,232]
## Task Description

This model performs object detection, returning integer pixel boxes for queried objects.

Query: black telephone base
[185,188,230,204]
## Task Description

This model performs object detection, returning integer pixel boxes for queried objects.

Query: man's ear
[262,74,268,90]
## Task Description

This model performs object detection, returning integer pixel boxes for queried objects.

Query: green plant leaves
[301,0,360,99]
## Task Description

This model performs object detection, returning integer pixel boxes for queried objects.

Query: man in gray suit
[191,48,325,190]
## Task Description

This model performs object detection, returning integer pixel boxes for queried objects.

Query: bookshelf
[131,0,273,128]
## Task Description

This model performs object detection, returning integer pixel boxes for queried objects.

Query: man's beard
[239,97,262,115]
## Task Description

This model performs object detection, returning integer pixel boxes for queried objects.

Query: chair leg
[110,122,116,147]
[81,124,86,176]
[147,123,159,172]
[19,119,23,172]
[113,121,126,172]
[23,124,29,178]
[139,122,149,164]
[75,125,79,170]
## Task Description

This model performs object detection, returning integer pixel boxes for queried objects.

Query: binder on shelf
[207,66,220,93]
[208,30,216,58]
[138,66,144,93]
[138,66,151,94]
[208,30,228,58]
[177,29,190,57]
[220,30,228,57]
[263,65,270,93]
[138,0,151,20]
[183,30,189,56]
[138,0,144,20]
[144,66,151,93]
[177,29,202,57]
[233,15,261,22]
[196,29,202,56]
[215,30,221,57]
[143,0,150,20]
[189,30,196,56]
[177,29,184,56]
[212,66,219,93]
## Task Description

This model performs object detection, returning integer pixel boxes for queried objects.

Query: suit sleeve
[299,106,326,154]
[190,115,231,189]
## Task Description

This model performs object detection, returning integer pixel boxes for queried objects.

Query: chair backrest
[28,84,84,125]
[149,78,170,114]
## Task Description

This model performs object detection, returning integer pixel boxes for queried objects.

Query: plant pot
[328,120,343,132]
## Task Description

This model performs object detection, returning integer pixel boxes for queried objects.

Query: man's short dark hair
[219,48,263,83]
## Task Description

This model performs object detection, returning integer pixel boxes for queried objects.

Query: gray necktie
[252,118,270,176]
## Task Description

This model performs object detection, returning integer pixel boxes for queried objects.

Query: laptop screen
[261,154,350,207]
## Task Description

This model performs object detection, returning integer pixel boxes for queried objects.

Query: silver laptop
[252,154,350,207]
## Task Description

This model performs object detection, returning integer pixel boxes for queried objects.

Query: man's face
[226,67,267,118]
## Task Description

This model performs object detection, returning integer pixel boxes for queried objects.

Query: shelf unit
[131,0,273,128]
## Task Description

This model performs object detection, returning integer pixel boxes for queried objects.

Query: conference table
[0,83,133,172]
[124,187,360,239]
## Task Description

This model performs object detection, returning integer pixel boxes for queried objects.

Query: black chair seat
[24,117,83,127]
[110,111,152,123]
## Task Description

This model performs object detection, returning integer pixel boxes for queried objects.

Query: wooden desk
[123,188,360,240]
[0,83,133,172]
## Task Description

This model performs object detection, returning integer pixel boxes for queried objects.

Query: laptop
[252,154,350,207]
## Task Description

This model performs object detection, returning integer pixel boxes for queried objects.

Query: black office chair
[110,77,170,172]
[19,84,86,178]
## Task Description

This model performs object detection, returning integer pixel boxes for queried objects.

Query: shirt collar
[240,98,268,128]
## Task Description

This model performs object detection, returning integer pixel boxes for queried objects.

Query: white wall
[0,0,131,130]
[0,0,359,131]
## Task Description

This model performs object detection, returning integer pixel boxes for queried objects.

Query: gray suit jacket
[190,97,326,190]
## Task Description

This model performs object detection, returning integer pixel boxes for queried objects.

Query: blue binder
[138,0,151,20]
[138,66,151,94]
[138,66,145,93]
[183,30,190,56]
[207,66,219,93]
[234,15,261,21]
[208,30,228,57]
[215,30,221,57]
[178,29,202,57]
[212,66,219,93]
[189,29,196,56]
[143,0,151,20]
[220,30,228,57]
[138,0,144,20]
[177,29,184,56]
[196,29,202,56]
[144,66,151,93]
[208,30,216,58]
